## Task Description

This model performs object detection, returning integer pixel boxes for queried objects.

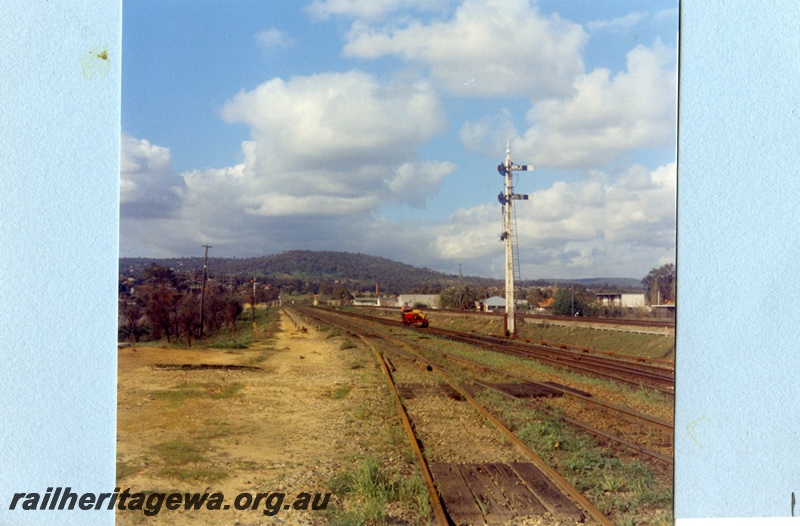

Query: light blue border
[1,1,799,522]
[0,1,120,524]
[675,1,800,519]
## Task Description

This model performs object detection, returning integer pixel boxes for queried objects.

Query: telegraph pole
[497,143,532,337]
[199,245,212,338]
[252,277,259,341]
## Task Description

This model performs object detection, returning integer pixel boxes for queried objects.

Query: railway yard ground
[117,306,674,525]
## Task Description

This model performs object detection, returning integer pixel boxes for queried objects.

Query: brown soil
[116,315,366,525]
[117,310,611,526]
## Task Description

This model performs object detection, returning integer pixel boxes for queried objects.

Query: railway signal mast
[497,143,532,337]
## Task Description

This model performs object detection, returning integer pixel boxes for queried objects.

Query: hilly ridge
[119,250,642,294]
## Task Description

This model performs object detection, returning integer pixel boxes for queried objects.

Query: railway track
[300,306,673,462]
[292,306,673,524]
[355,305,675,330]
[326,307,675,395]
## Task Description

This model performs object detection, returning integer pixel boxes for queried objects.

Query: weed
[331,385,353,399]
[154,440,205,465]
[153,440,228,483]
[340,339,357,350]
[353,402,371,421]
[327,457,430,525]
[151,383,205,405]
[116,460,140,482]
[599,473,628,492]
[563,448,621,474]
[152,381,243,405]
[211,382,244,399]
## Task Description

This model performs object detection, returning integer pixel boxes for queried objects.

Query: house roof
[484,296,506,307]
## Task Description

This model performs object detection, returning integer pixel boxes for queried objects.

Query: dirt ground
[116,314,369,525]
[117,310,627,526]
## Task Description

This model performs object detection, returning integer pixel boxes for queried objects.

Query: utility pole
[497,143,532,337]
[252,277,259,341]
[199,245,212,338]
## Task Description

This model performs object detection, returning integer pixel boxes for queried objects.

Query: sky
[121,0,678,280]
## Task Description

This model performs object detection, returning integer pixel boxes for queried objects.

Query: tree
[143,263,178,288]
[439,285,476,310]
[551,285,595,317]
[225,298,243,333]
[525,288,551,308]
[642,264,676,304]
[138,284,180,342]
[333,285,352,304]
[177,294,201,347]
[119,298,146,344]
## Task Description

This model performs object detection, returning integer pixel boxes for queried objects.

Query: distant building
[595,293,646,309]
[483,296,506,312]
[397,294,440,309]
[353,297,381,307]
[652,302,676,320]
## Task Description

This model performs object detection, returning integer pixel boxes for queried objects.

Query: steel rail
[352,304,675,329]
[298,307,665,520]
[392,339,615,526]
[428,346,673,435]
[359,335,451,526]
[429,326,674,381]
[416,327,675,395]
[299,306,672,431]
[324,307,675,392]
[386,338,673,466]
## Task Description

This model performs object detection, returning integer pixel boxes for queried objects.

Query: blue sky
[121,0,678,280]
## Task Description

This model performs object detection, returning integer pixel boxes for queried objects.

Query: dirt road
[116,313,372,525]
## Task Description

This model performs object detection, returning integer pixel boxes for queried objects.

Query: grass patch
[153,440,228,483]
[197,419,233,440]
[151,383,206,405]
[330,384,353,399]
[211,382,244,399]
[152,381,244,405]
[155,440,206,465]
[474,388,672,523]
[116,460,141,482]
[206,306,281,349]
[327,457,430,525]
[339,338,357,350]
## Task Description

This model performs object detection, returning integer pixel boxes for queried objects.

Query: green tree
[551,286,595,316]
[642,264,676,304]
[439,285,476,310]
[143,263,178,288]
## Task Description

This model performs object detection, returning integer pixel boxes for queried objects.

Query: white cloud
[423,162,676,278]
[121,71,456,258]
[461,40,677,169]
[306,0,448,21]
[120,134,185,218]
[217,70,450,216]
[586,12,645,33]
[342,0,588,98]
[256,28,293,51]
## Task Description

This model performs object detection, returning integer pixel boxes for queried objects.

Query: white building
[353,297,381,306]
[595,293,646,308]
